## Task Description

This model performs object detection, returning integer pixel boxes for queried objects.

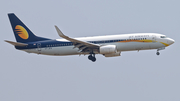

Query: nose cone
[168,38,175,45]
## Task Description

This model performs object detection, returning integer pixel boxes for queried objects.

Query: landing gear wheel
[88,55,93,60]
[91,57,96,62]
[88,54,96,62]
[156,52,160,55]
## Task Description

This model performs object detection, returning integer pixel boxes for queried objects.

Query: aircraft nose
[168,38,175,45]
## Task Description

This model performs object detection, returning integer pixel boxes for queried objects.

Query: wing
[55,26,100,53]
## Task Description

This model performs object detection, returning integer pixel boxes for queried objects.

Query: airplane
[5,13,175,62]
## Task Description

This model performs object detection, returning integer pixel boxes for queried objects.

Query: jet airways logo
[15,25,29,39]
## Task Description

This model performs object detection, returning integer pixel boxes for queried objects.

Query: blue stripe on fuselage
[15,39,119,50]
[15,38,147,50]
[15,40,73,50]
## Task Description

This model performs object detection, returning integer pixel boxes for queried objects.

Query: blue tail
[8,13,50,43]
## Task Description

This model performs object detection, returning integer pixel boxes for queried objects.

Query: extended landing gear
[88,54,96,62]
[156,51,160,55]
[156,47,165,56]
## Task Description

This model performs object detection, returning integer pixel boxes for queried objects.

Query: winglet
[55,25,68,38]
[54,26,100,47]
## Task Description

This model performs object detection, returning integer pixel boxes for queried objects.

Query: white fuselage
[23,33,174,56]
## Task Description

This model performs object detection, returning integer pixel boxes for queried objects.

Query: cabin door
[37,43,41,52]
[152,35,156,42]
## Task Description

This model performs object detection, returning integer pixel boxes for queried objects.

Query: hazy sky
[0,0,179,101]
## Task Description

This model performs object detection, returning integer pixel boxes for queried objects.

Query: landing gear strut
[88,53,96,62]
[156,47,165,56]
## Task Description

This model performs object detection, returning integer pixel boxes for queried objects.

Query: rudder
[8,13,49,43]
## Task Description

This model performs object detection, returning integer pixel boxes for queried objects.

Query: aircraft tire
[88,55,93,60]
[91,57,96,62]
[156,52,160,55]
[88,54,96,62]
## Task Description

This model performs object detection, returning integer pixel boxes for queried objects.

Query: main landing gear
[88,54,96,62]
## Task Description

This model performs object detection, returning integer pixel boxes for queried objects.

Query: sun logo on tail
[15,25,29,39]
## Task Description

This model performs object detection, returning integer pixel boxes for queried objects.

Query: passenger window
[161,36,166,38]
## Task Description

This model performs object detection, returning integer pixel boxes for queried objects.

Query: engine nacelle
[100,45,117,54]
[104,52,121,57]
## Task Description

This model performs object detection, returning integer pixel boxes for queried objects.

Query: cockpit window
[160,36,166,38]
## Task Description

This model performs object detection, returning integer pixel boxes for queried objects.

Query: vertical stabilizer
[8,13,49,43]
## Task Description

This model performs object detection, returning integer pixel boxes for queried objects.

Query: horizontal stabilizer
[5,40,28,46]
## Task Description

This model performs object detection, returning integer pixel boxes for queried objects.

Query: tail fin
[8,13,49,43]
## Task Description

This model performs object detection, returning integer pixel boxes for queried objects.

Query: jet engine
[99,45,117,54]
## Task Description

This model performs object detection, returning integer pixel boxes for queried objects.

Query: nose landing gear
[88,54,96,62]
[156,47,165,56]
[156,51,160,55]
